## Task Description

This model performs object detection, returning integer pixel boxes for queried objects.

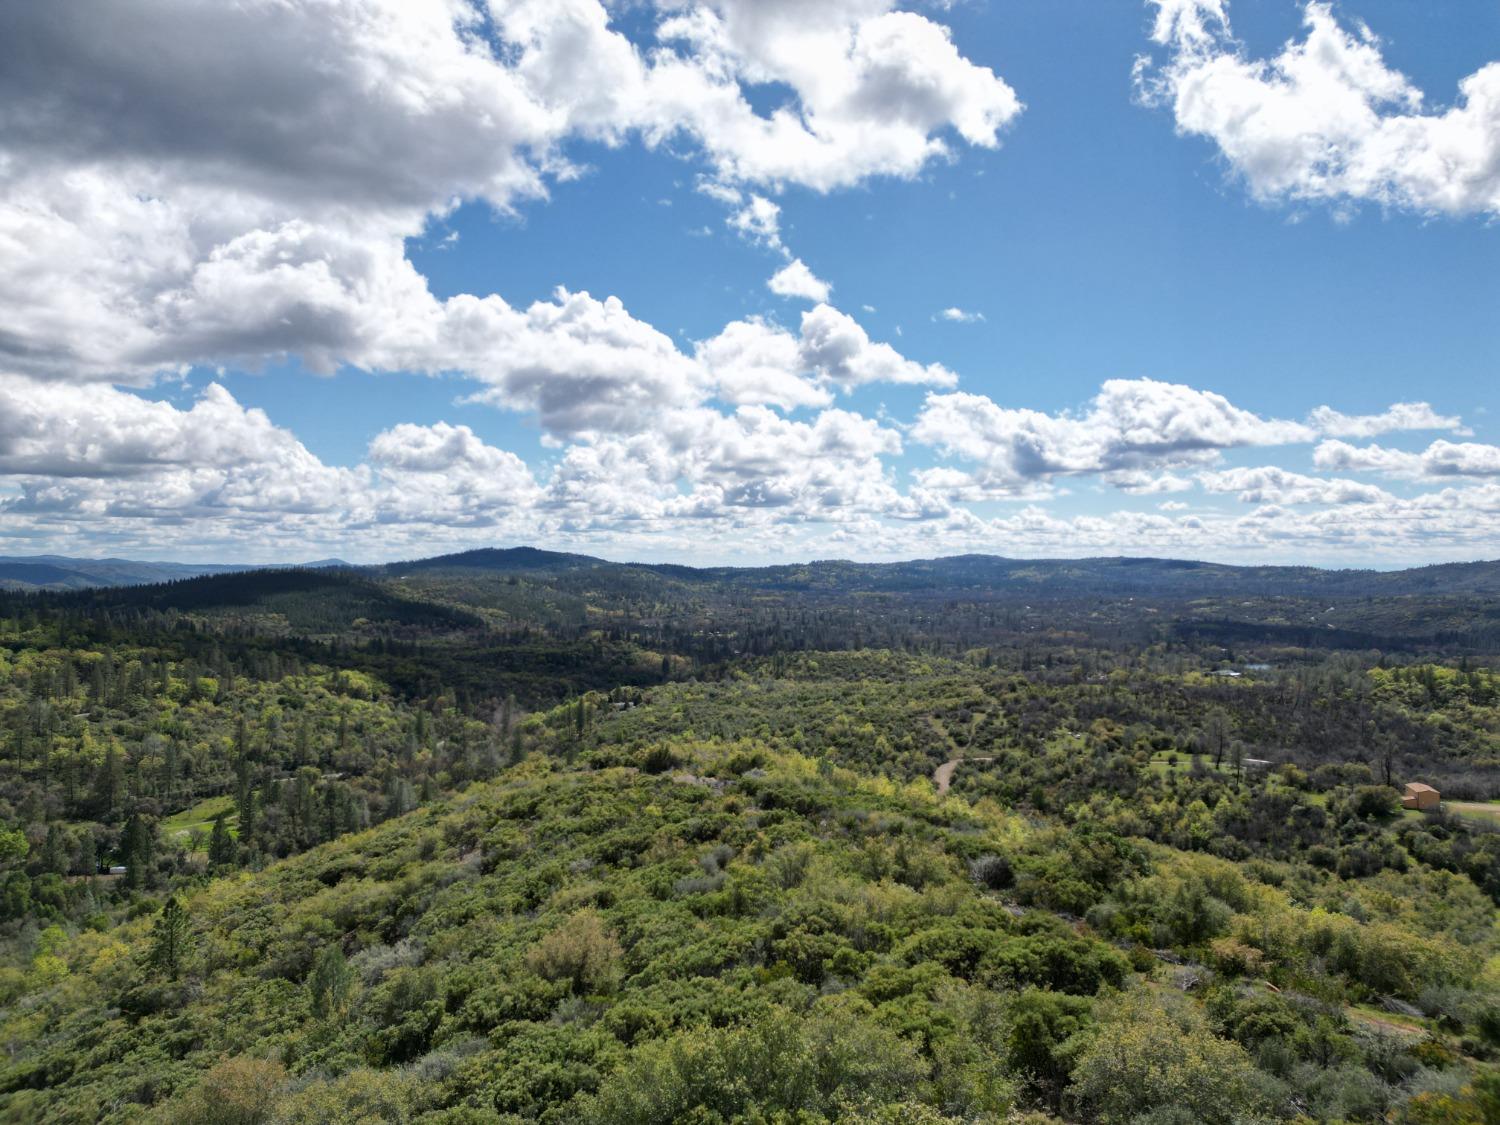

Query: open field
[160,794,236,841]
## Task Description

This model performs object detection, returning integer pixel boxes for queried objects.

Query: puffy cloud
[1315,438,1500,479]
[0,376,932,549]
[912,378,1313,496]
[541,404,920,525]
[1309,401,1469,438]
[970,483,1500,561]
[1413,442,1500,478]
[366,422,542,526]
[652,1,1022,190]
[21,186,928,434]
[77,213,715,436]
[2,0,1019,208]
[0,0,1488,572]
[6,377,1500,566]
[937,307,984,323]
[1101,470,1193,495]
[727,194,786,250]
[0,382,549,536]
[423,288,710,437]
[0,0,1016,560]
[1198,466,1393,505]
[367,421,534,484]
[694,319,833,409]
[0,1,559,214]
[1139,0,1500,216]
[0,0,1020,385]
[0,377,337,491]
[696,305,953,410]
[767,259,832,303]
[798,304,957,390]
[910,465,1056,504]
[0,378,361,521]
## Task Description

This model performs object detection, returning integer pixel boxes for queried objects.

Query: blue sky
[1,0,1498,565]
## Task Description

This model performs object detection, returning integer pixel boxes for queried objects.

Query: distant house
[1209,669,1242,678]
[1241,758,1273,771]
[106,865,128,876]
[1401,782,1440,811]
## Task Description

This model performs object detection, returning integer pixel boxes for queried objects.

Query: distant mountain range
[0,555,351,591]
[5,545,1499,598]
[366,547,1500,598]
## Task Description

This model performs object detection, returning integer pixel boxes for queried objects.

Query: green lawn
[161,794,237,841]
[1147,752,1234,778]
[1447,800,1500,825]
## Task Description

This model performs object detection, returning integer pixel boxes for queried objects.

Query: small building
[1241,758,1273,772]
[1401,782,1440,811]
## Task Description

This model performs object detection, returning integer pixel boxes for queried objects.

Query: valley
[0,551,1498,1122]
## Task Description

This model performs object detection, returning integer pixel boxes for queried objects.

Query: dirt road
[934,757,994,795]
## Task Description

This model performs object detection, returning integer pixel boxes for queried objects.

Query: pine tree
[147,896,191,981]
[120,813,155,889]
[208,811,237,867]
[41,825,69,876]
[235,756,255,842]
[76,830,97,877]
[90,746,124,818]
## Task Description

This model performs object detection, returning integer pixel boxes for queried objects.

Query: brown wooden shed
[1401,782,1440,811]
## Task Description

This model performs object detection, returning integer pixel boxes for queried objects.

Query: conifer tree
[208,812,237,868]
[147,896,191,982]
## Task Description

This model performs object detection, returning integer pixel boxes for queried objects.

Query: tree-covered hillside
[1,563,1499,1122]
[7,728,1500,1122]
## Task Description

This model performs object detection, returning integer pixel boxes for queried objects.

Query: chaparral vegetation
[1,551,1500,1123]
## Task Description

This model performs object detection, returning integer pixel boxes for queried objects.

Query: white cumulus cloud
[1198,465,1393,505]
[768,259,832,302]
[0,0,1021,385]
[1309,401,1469,438]
[912,378,1313,497]
[1139,0,1500,216]
[1315,439,1500,479]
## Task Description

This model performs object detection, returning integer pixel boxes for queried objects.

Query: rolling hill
[10,547,1500,599]
[0,554,351,592]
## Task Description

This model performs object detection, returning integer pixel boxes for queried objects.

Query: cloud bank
[0,0,1491,565]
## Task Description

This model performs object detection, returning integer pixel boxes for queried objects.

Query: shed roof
[1404,782,1438,794]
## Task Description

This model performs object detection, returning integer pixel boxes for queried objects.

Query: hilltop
[9,547,1500,598]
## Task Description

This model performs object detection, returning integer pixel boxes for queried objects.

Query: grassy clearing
[161,794,237,841]
[1448,801,1500,826]
[1346,1004,1428,1043]
[1147,752,1236,779]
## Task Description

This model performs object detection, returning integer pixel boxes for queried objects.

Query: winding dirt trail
[934,756,994,795]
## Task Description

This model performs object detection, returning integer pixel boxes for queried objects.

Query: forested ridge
[1,552,1499,1122]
